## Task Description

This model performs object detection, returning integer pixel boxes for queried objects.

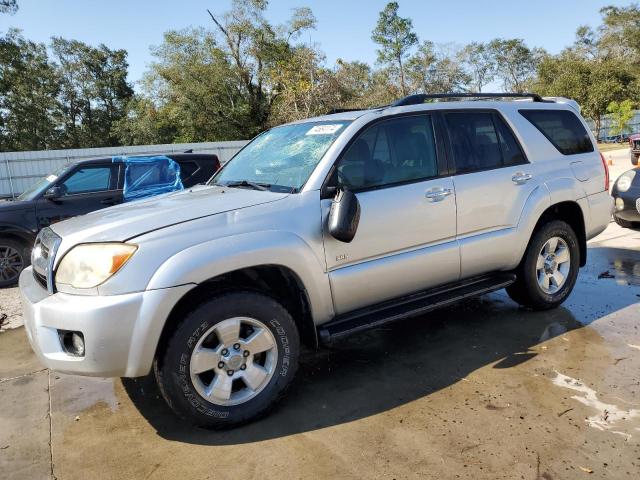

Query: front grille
[633,139,640,151]
[33,270,47,289]
[31,227,61,293]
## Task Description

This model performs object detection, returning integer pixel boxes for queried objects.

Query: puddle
[552,371,640,441]
[612,258,640,286]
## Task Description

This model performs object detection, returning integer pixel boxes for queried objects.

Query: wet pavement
[1,222,639,479]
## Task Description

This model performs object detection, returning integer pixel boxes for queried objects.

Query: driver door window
[335,115,438,190]
[61,167,113,196]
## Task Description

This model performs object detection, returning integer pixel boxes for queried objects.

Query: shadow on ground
[123,295,591,446]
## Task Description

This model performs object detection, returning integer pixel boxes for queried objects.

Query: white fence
[0,141,248,197]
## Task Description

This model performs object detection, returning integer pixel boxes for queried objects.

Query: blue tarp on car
[112,155,184,202]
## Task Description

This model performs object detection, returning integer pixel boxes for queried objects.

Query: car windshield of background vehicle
[211,121,352,192]
[16,165,70,201]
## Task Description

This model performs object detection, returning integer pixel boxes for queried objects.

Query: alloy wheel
[536,236,571,294]
[0,245,23,283]
[189,317,278,406]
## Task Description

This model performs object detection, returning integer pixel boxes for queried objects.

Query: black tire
[614,215,637,229]
[631,154,638,166]
[155,291,300,429]
[507,220,580,310]
[0,238,29,288]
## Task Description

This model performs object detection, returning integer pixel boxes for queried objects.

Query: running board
[318,273,516,344]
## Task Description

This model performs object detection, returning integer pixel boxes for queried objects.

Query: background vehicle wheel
[631,154,638,166]
[0,238,28,288]
[155,291,300,428]
[614,215,637,229]
[507,220,580,310]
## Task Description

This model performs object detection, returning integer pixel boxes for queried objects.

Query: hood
[629,133,640,141]
[51,185,289,244]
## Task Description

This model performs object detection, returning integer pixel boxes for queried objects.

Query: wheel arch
[528,201,587,267]
[154,264,318,370]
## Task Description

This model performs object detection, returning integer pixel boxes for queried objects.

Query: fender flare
[147,230,335,324]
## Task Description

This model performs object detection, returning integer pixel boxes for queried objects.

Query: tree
[459,42,496,92]
[535,54,634,138]
[0,0,17,15]
[51,38,133,148]
[204,0,317,136]
[406,42,470,94]
[597,4,640,63]
[371,2,418,96]
[0,29,61,151]
[607,99,636,135]
[489,38,543,93]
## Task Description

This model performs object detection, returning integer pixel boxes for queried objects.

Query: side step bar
[318,273,516,344]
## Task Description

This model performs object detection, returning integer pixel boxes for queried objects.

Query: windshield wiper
[224,180,271,191]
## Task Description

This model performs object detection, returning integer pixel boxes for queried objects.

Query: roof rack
[391,92,546,107]
[326,108,365,114]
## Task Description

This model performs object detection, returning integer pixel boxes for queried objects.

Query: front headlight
[55,243,137,289]
[616,170,636,192]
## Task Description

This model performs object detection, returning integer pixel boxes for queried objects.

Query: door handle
[512,172,533,185]
[425,187,452,202]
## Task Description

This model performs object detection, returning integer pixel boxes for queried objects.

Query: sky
[0,0,632,88]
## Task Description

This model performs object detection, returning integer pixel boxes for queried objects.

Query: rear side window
[445,112,526,174]
[519,109,594,155]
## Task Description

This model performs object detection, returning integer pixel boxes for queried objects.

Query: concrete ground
[1,151,639,480]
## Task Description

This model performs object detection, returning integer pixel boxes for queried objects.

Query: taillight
[599,151,610,191]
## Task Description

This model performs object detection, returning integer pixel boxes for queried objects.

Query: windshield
[16,165,70,201]
[212,120,351,192]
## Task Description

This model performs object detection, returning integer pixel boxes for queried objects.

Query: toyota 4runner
[19,93,613,428]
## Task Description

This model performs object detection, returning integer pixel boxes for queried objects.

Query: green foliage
[51,38,133,148]
[489,38,544,93]
[371,2,418,95]
[458,42,496,93]
[4,2,640,151]
[535,55,634,136]
[0,0,18,15]
[607,99,636,135]
[0,30,61,151]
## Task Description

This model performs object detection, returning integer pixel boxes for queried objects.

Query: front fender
[147,230,335,325]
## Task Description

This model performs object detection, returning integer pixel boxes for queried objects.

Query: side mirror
[328,189,360,243]
[43,186,62,200]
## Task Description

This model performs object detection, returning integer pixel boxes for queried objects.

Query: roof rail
[391,92,546,107]
[326,108,365,114]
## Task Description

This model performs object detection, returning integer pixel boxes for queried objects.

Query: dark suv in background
[0,153,220,287]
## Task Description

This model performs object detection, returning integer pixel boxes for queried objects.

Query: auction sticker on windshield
[306,124,343,135]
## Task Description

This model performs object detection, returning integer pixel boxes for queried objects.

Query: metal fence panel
[0,141,248,197]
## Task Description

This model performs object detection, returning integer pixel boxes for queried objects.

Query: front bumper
[19,267,193,377]
[612,186,640,223]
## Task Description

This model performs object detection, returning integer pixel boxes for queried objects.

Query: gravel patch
[0,287,23,330]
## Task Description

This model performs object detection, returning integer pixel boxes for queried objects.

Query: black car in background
[0,153,220,287]
[611,167,640,229]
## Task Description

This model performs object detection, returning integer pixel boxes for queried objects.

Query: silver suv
[20,93,613,428]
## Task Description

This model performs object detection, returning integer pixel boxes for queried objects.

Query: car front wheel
[155,291,300,428]
[507,220,580,310]
[0,238,28,288]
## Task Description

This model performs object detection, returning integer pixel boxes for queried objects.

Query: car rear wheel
[507,220,580,310]
[155,291,300,428]
[631,154,639,166]
[0,238,28,288]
